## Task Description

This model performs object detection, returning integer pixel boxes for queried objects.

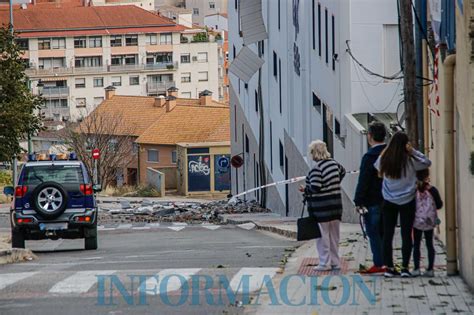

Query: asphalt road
[0,223,297,315]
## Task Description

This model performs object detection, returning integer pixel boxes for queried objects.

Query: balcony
[42,87,70,98]
[146,81,176,96]
[41,107,70,121]
[25,63,178,78]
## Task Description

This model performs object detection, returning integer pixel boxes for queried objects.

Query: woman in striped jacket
[300,140,346,271]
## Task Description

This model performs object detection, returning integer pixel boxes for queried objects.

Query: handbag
[297,200,322,241]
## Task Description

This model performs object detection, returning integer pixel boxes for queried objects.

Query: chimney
[104,85,116,100]
[167,86,179,98]
[199,90,213,106]
[166,96,177,112]
[154,95,166,107]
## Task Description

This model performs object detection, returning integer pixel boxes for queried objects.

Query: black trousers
[413,228,435,270]
[382,199,416,268]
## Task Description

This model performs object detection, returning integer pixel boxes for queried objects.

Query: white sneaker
[423,270,435,277]
[313,265,332,271]
[412,269,421,277]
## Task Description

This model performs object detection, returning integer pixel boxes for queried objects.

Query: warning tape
[228,170,360,203]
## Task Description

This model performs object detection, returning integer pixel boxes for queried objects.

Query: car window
[23,165,84,185]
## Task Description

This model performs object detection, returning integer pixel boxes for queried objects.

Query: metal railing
[146,81,176,95]
[41,87,70,98]
[41,107,71,121]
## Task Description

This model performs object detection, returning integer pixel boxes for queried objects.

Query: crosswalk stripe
[149,223,160,228]
[49,270,116,294]
[172,222,188,226]
[229,268,279,293]
[168,226,186,231]
[202,225,221,230]
[132,226,151,230]
[0,272,37,290]
[237,223,256,230]
[139,268,201,295]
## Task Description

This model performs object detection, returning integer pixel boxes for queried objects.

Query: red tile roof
[0,5,185,37]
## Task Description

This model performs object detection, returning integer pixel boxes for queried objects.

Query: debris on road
[98,199,271,225]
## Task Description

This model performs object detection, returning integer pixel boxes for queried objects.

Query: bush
[0,171,12,186]
[192,33,209,43]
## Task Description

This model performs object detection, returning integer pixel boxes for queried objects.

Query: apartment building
[185,0,227,26]
[0,4,220,121]
[229,0,402,218]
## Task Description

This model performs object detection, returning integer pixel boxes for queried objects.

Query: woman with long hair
[300,140,346,271]
[374,132,431,278]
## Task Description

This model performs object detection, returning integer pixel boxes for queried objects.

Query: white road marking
[172,222,188,226]
[0,272,37,290]
[140,268,201,295]
[229,268,279,293]
[49,270,116,294]
[237,223,256,230]
[168,226,186,232]
[132,226,151,230]
[202,225,221,230]
[149,223,161,228]
[117,224,132,229]
[98,226,115,231]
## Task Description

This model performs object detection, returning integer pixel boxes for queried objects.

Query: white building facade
[229,0,402,217]
[186,0,227,26]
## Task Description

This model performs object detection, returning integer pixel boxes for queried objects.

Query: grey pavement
[0,225,297,314]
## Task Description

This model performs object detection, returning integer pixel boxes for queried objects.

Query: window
[198,71,208,82]
[75,56,102,68]
[52,38,66,49]
[45,99,68,108]
[16,38,28,50]
[278,0,281,30]
[312,92,322,113]
[269,121,273,171]
[335,118,341,138]
[193,8,199,15]
[38,38,51,50]
[129,75,140,85]
[312,0,315,50]
[110,35,122,47]
[209,2,215,8]
[75,78,86,88]
[233,45,236,59]
[279,59,282,113]
[89,36,102,48]
[325,8,328,64]
[181,72,191,83]
[147,149,159,162]
[171,151,177,164]
[181,54,191,63]
[125,55,137,65]
[74,37,87,48]
[111,76,122,87]
[125,34,138,46]
[318,4,322,56]
[332,15,336,70]
[39,57,65,69]
[273,51,277,77]
[160,33,172,45]
[76,98,86,108]
[147,52,173,64]
[245,135,249,153]
[279,141,284,168]
[93,77,104,87]
[146,33,158,45]
[197,52,208,62]
[94,97,104,106]
[255,90,258,112]
[182,92,192,98]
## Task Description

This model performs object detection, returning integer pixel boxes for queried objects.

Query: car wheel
[31,182,68,219]
[84,226,98,250]
[11,229,25,249]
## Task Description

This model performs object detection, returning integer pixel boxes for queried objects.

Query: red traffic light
[92,148,100,160]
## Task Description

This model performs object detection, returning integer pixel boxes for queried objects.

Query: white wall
[204,14,228,31]
[186,0,228,26]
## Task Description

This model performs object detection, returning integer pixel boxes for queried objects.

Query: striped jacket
[304,159,346,222]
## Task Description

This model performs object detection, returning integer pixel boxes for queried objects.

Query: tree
[64,110,137,189]
[0,26,43,162]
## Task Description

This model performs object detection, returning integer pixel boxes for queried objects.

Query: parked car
[4,153,100,250]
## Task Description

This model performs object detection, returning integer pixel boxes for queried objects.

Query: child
[412,169,443,277]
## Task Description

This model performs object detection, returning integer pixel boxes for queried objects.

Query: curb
[220,216,297,240]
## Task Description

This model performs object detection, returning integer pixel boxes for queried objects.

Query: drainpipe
[443,54,457,275]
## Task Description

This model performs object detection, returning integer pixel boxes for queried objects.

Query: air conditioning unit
[192,56,198,62]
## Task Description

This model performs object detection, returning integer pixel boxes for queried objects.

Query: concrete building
[229,0,402,218]
[0,4,220,121]
[157,4,193,28]
[185,0,227,26]
[204,12,228,32]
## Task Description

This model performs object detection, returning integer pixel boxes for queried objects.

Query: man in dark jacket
[354,122,387,274]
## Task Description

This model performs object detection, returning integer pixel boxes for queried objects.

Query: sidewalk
[222,213,474,314]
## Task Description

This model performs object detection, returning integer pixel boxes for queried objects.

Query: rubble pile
[98,199,270,225]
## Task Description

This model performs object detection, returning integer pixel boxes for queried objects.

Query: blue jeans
[364,205,383,267]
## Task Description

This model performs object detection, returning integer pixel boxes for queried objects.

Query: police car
[4,153,100,250]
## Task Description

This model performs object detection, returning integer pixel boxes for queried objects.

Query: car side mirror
[92,184,102,193]
[3,186,14,196]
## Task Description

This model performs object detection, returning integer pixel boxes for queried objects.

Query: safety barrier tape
[228,170,360,204]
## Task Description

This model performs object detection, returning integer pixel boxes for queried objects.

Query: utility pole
[399,0,419,147]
